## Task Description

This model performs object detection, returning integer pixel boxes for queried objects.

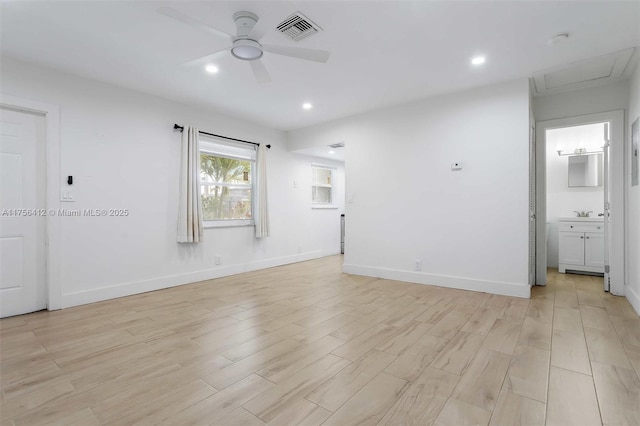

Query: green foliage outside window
[200,153,252,221]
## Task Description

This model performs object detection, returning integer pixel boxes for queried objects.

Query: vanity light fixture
[302,102,313,110]
[557,147,603,156]
[471,56,486,65]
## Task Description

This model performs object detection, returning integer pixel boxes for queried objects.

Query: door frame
[529,120,536,287]
[1,94,62,311]
[535,110,625,296]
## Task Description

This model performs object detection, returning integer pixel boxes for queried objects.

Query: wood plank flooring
[1,257,639,425]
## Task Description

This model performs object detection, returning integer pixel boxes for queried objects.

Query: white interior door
[603,122,611,292]
[0,107,46,317]
[529,123,536,286]
[535,124,547,285]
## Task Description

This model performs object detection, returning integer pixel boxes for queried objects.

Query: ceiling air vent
[328,142,345,149]
[276,12,322,41]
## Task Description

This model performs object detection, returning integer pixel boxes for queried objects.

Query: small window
[200,136,255,227]
[312,164,336,208]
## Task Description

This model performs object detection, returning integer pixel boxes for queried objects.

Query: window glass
[200,138,254,224]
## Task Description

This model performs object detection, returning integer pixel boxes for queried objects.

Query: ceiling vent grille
[276,12,322,41]
[328,142,345,149]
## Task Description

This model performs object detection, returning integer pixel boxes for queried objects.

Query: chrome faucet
[573,210,593,218]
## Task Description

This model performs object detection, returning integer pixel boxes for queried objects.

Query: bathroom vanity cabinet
[558,218,604,274]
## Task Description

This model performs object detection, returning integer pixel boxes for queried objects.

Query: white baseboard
[61,250,325,309]
[625,284,640,316]
[342,264,530,298]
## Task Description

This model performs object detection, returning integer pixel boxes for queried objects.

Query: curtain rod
[173,124,270,149]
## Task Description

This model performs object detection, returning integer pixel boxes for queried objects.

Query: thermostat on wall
[451,162,462,170]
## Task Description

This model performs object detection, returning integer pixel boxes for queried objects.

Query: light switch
[60,190,75,202]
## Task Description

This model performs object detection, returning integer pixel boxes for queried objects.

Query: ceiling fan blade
[182,47,230,67]
[250,59,272,84]
[262,44,330,63]
[158,7,234,41]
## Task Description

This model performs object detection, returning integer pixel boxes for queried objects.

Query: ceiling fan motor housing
[233,11,259,37]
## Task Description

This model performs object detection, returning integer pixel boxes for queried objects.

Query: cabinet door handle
[586,236,590,239]
[581,236,584,239]
[570,226,574,228]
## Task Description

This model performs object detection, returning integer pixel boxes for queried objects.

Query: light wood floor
[1,256,639,426]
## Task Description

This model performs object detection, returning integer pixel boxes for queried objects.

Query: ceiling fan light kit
[159,7,330,83]
[231,39,263,61]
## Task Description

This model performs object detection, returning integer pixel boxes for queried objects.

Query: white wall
[545,124,605,267]
[627,64,640,314]
[0,56,345,308]
[533,80,631,122]
[289,79,531,298]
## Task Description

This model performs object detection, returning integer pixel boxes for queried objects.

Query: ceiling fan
[158,7,330,83]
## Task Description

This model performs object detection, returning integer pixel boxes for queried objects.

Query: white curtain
[177,126,203,243]
[255,143,270,238]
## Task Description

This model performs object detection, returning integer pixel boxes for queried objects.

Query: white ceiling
[1,1,638,131]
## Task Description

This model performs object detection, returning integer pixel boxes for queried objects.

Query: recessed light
[302,102,313,110]
[471,56,486,65]
[329,150,335,155]
[205,64,219,74]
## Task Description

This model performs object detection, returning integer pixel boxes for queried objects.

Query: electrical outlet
[215,255,221,265]
[451,162,462,171]
[415,259,422,271]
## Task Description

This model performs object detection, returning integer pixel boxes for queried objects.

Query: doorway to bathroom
[534,111,625,295]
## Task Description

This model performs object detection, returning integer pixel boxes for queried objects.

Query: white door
[0,107,46,318]
[559,232,585,266]
[603,123,610,292]
[529,124,536,286]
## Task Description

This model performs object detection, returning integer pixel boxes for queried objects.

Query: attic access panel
[532,48,636,95]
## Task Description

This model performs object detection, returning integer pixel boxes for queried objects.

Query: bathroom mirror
[568,153,603,187]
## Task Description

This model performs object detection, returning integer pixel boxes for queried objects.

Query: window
[312,164,336,208]
[200,136,255,227]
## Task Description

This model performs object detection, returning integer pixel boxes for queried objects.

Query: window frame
[199,135,256,228]
[311,163,338,209]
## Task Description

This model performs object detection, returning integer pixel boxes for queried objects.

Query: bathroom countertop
[559,217,604,222]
